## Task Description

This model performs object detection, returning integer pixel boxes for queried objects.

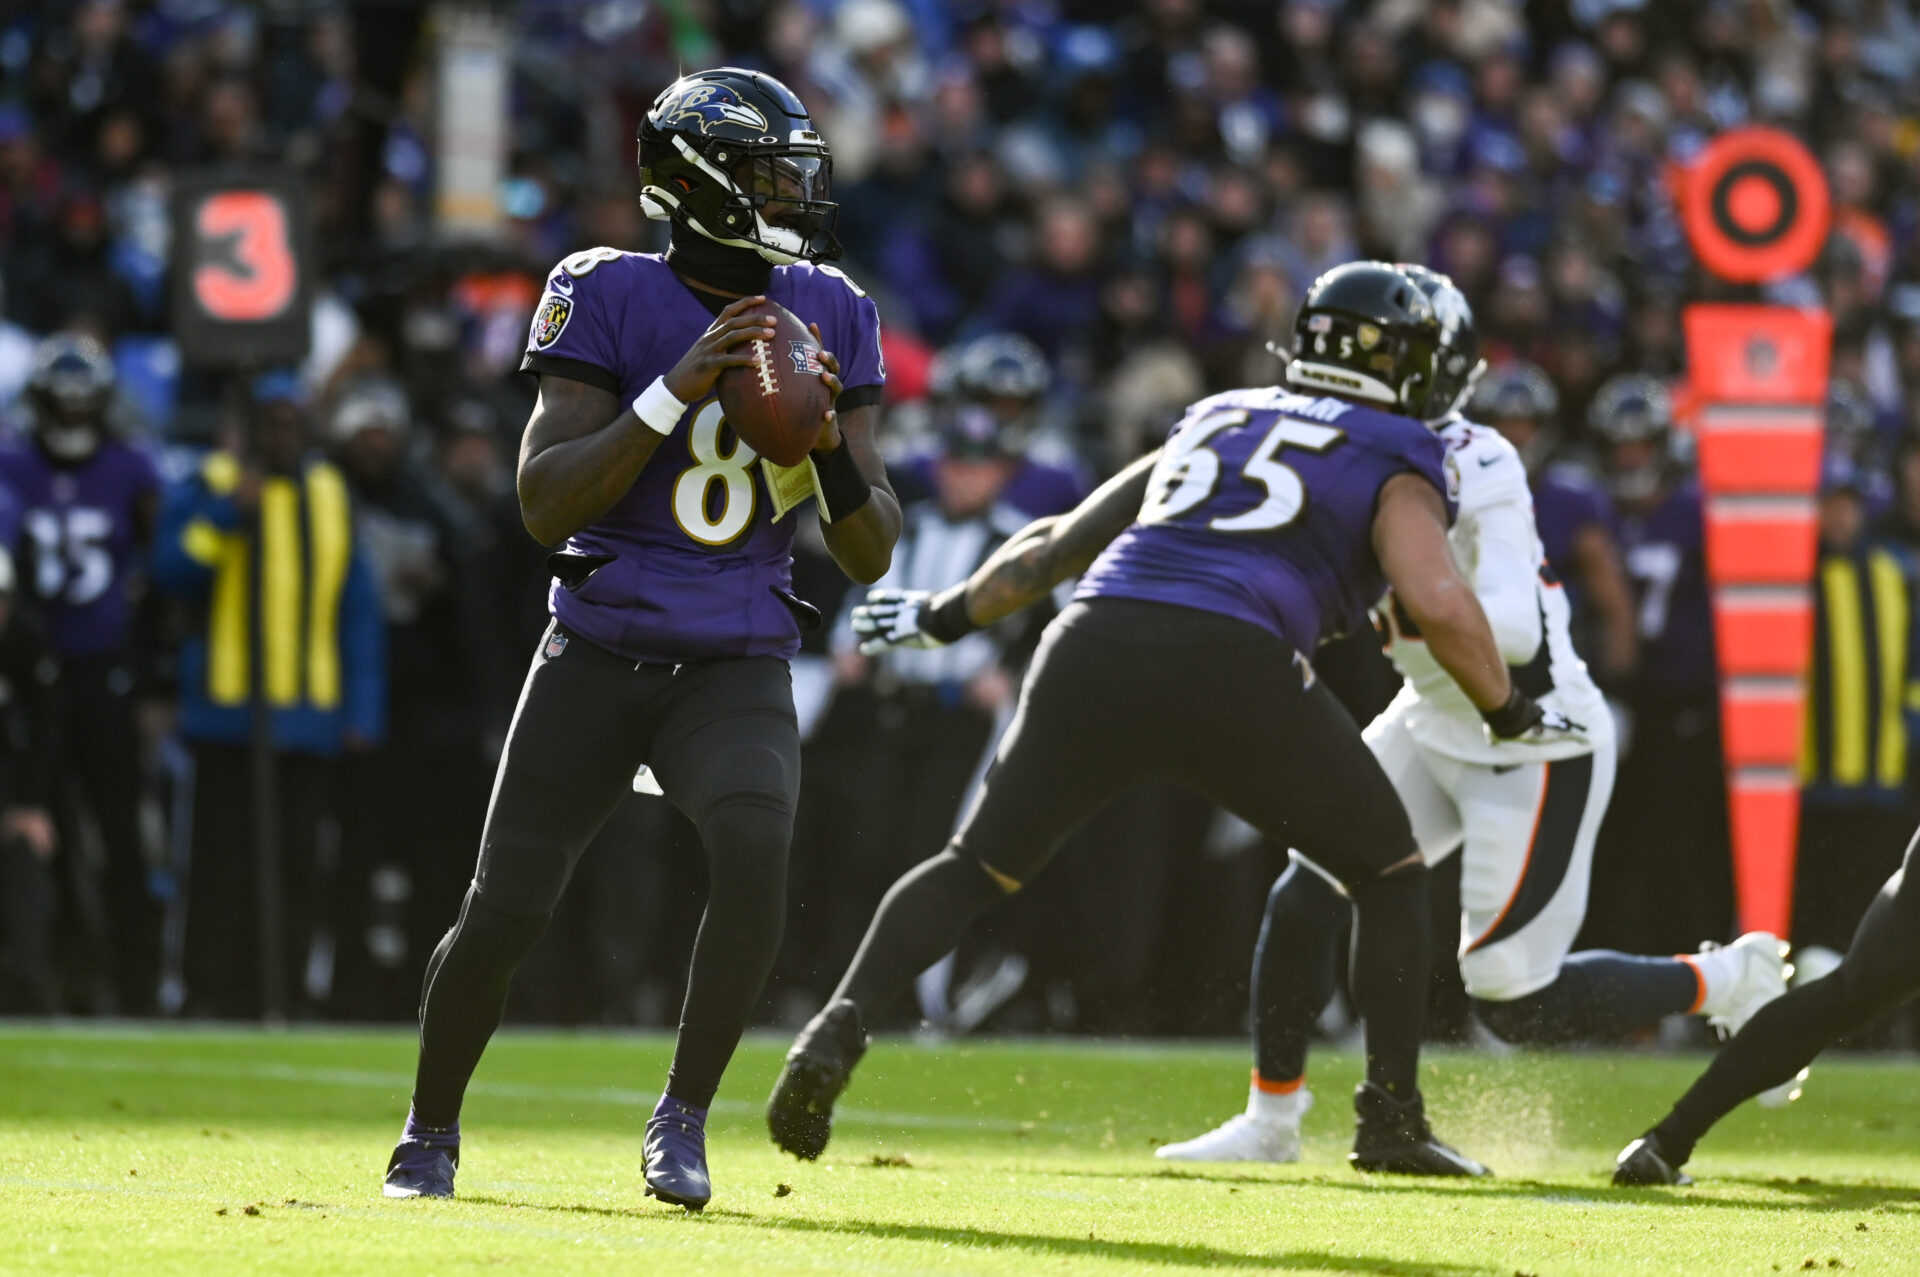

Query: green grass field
[2,1026,1918,1274]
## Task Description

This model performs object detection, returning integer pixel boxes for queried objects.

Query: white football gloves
[850,588,947,656]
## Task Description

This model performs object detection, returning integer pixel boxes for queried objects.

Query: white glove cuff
[631,377,686,436]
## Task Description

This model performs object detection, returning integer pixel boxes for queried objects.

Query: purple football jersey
[1615,479,1716,698]
[1531,463,1613,590]
[520,250,884,663]
[0,438,160,658]
[1076,388,1456,653]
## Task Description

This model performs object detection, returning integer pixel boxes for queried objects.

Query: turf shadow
[461,1193,1498,1273]
[1075,1169,1920,1216]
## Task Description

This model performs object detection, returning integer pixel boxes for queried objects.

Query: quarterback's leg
[1158,702,1462,1163]
[386,627,649,1198]
[1617,825,1920,1184]
[769,602,1159,1160]
[641,657,803,1209]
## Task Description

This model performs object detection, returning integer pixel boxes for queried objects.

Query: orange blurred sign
[1683,127,1830,283]
[1683,306,1834,402]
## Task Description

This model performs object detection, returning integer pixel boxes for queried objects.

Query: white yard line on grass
[9,1049,1033,1134]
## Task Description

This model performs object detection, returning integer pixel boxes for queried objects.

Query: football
[716,300,832,467]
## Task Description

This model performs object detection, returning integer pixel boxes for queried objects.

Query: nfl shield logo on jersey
[543,629,569,661]
[532,295,573,349]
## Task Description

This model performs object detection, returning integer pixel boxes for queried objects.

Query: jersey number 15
[1139,409,1345,532]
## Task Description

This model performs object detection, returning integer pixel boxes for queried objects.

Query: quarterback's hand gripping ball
[850,588,947,656]
[715,300,834,466]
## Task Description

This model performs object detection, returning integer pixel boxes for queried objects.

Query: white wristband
[631,376,686,436]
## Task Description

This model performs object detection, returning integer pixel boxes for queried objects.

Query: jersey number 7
[1139,409,1345,532]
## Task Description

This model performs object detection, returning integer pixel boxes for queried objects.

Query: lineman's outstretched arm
[1374,474,1512,712]
[852,450,1159,653]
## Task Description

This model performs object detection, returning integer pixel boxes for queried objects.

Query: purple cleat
[644,1095,712,1211]
[383,1111,459,1199]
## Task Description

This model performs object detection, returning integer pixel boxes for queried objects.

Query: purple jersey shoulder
[1077,389,1449,652]
[518,250,886,664]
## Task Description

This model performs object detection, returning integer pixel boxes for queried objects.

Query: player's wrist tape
[631,377,686,436]
[920,585,979,644]
[814,438,873,522]
[1480,687,1540,738]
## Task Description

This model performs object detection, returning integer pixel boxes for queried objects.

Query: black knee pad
[693,742,798,821]
[456,886,553,965]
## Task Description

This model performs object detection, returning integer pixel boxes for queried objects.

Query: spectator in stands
[1793,453,1920,987]
[150,376,384,1018]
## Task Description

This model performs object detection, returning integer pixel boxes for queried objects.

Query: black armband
[1480,687,1543,739]
[920,585,980,645]
[815,441,873,522]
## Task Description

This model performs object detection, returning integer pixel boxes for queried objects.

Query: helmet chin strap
[666,220,773,296]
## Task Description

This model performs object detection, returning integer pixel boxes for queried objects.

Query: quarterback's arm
[518,294,778,546]
[959,450,1159,626]
[1465,498,1545,665]
[1374,473,1512,713]
[516,375,669,547]
[815,402,901,583]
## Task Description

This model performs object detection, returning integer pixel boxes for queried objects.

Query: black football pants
[834,599,1434,1097]
[410,623,801,1122]
[1652,822,1920,1162]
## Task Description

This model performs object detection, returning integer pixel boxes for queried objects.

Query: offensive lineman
[1156,270,1790,1165]
[771,262,1575,1175]
[381,68,900,1210]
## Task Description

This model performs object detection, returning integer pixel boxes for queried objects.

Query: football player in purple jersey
[383,68,900,1210]
[772,263,1585,1176]
[0,335,162,1013]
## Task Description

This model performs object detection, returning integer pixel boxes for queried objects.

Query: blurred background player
[1471,363,1638,683]
[1578,375,1734,962]
[0,334,160,1013]
[383,68,898,1212]
[775,262,1572,1178]
[1157,270,1784,1165]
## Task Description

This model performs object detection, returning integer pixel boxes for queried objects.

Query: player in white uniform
[1158,269,1791,1167]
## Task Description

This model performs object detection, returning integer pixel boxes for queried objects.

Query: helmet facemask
[640,128,840,266]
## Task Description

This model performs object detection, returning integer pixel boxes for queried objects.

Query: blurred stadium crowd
[1,0,1918,1044]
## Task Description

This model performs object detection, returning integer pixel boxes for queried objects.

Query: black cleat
[1613,1132,1693,1186]
[768,998,868,1160]
[383,1139,458,1199]
[1349,1083,1491,1177]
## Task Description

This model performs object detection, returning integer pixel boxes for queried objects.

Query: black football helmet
[1589,373,1677,503]
[637,67,840,265]
[1397,264,1484,423]
[25,334,115,462]
[1283,262,1442,414]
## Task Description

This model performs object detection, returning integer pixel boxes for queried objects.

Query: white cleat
[1156,1089,1312,1163]
[1699,932,1790,1039]
[1695,932,1805,1108]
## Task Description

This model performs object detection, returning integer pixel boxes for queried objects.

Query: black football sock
[1251,859,1346,1084]
[410,888,551,1129]
[832,848,1007,1023]
[1652,971,1867,1165]
[665,801,790,1110]
[1346,862,1431,1101]
[1474,951,1700,1045]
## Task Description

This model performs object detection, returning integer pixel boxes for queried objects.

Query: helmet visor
[738,152,833,215]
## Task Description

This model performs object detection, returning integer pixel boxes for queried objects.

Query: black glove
[1481,687,1589,745]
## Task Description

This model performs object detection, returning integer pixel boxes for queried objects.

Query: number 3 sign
[170,173,313,367]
